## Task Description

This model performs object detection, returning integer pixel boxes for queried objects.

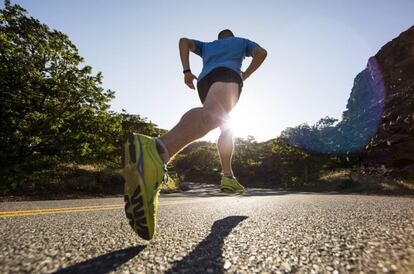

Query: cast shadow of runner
[54,245,145,274]
[166,215,248,274]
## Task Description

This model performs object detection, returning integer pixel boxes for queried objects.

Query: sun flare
[228,107,255,137]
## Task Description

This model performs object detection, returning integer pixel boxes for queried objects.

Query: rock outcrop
[280,26,414,179]
[362,26,414,178]
[335,57,385,154]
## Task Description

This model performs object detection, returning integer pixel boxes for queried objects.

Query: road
[1,185,414,273]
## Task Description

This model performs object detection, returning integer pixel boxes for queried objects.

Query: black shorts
[196,67,243,104]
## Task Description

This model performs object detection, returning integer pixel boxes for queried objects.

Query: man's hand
[179,37,199,90]
[184,72,198,90]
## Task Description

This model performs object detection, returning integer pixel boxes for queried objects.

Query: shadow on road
[54,245,145,274]
[165,215,248,273]
[164,182,294,198]
[164,182,361,198]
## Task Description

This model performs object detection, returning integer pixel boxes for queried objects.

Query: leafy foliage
[168,136,349,189]
[120,110,167,138]
[170,142,221,182]
[0,3,116,185]
[0,2,165,193]
[280,117,340,154]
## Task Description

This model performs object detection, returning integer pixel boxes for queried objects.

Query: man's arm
[179,38,198,90]
[242,46,267,81]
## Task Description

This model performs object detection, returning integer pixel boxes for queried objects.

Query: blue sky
[4,0,414,141]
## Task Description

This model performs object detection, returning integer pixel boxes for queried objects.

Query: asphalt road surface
[1,185,414,273]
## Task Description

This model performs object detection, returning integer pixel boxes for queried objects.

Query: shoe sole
[122,132,153,240]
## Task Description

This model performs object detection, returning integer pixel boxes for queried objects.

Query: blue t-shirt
[192,36,259,82]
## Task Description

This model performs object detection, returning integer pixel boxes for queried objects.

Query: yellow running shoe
[220,176,245,194]
[122,132,167,240]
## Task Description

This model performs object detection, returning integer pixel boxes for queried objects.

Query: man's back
[193,37,259,81]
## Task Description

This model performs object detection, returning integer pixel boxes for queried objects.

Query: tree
[170,143,221,182]
[0,2,121,185]
[280,117,341,154]
[120,110,166,138]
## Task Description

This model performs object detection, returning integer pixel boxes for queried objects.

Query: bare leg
[159,82,239,160]
[217,125,234,177]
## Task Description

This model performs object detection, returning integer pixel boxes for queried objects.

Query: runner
[122,29,267,240]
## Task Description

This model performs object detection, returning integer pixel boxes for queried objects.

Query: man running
[122,29,267,240]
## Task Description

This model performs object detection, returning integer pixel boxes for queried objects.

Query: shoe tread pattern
[123,133,151,240]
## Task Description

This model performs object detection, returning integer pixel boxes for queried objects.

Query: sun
[227,103,258,138]
[201,84,273,142]
[202,107,254,141]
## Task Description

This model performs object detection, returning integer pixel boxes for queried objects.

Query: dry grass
[161,175,181,193]
[63,163,106,172]
[315,169,414,195]
[64,164,182,193]
[319,169,351,181]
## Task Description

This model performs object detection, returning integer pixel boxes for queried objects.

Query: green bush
[0,2,166,194]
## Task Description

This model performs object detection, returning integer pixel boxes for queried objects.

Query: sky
[4,0,414,141]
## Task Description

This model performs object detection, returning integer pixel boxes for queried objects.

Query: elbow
[252,47,268,60]
[179,37,192,50]
[260,48,268,59]
[179,37,189,46]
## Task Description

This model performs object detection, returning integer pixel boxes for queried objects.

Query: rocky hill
[361,26,414,179]
[281,25,414,182]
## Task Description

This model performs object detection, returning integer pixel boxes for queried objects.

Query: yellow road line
[0,205,124,218]
[0,197,233,218]
[0,204,123,216]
